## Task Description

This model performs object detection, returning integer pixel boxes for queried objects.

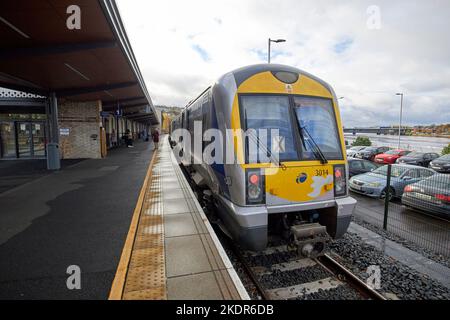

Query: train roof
[180,64,336,113]
[228,63,334,94]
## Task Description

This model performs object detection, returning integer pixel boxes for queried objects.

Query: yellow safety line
[108,150,158,300]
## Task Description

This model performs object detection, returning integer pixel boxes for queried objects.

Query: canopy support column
[46,92,61,170]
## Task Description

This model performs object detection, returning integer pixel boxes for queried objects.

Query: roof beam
[102,96,146,107]
[0,97,46,107]
[124,113,154,119]
[103,102,148,111]
[119,102,149,109]
[0,82,48,97]
[0,41,117,59]
[56,81,137,97]
[0,105,46,114]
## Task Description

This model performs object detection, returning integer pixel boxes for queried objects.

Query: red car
[374,149,411,164]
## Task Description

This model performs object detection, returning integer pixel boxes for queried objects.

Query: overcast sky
[116,0,450,127]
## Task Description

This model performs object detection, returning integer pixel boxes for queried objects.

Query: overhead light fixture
[0,16,30,39]
[103,90,114,97]
[64,63,90,81]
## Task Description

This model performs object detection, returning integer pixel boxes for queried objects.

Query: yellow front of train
[225,67,356,254]
[231,69,349,207]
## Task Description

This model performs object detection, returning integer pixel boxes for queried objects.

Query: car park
[396,151,440,167]
[355,146,391,161]
[346,146,367,158]
[349,164,435,200]
[429,154,450,173]
[374,149,411,164]
[402,174,450,218]
[348,158,380,177]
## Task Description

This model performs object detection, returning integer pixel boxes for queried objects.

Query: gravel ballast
[329,232,450,300]
[352,216,450,269]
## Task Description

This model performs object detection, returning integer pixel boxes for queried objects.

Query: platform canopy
[0,0,158,124]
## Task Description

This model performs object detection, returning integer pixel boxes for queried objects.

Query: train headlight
[246,169,264,204]
[334,165,347,197]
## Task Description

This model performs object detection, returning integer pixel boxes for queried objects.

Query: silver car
[402,174,450,217]
[349,164,435,200]
[346,146,367,158]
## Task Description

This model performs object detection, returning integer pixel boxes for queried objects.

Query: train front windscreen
[240,94,343,164]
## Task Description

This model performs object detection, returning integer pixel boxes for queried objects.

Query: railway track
[182,165,385,301]
[234,244,386,300]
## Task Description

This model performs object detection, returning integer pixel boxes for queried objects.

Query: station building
[0,0,159,167]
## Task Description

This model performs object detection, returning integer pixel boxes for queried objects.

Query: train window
[294,97,343,160]
[241,95,297,163]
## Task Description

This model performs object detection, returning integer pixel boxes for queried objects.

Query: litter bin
[46,142,61,170]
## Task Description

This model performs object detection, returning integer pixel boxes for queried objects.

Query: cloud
[116,0,450,126]
[333,38,353,54]
[191,44,210,62]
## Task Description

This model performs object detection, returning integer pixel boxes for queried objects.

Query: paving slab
[165,235,213,277]
[164,214,198,238]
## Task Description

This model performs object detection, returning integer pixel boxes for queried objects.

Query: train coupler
[288,223,330,258]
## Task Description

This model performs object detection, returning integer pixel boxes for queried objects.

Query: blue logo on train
[296,173,307,184]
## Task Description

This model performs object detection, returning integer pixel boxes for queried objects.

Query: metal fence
[351,164,450,259]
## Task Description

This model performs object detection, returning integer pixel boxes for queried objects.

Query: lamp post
[268,38,286,63]
[396,93,404,149]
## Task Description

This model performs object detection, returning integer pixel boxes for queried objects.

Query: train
[170,64,356,256]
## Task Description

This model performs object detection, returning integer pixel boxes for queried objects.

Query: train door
[180,111,188,162]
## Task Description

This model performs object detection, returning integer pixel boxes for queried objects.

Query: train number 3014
[315,169,329,176]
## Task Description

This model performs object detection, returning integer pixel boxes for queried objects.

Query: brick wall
[58,99,102,159]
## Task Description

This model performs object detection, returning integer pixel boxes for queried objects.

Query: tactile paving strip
[122,153,167,300]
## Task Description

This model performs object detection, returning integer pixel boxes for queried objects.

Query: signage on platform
[60,128,70,136]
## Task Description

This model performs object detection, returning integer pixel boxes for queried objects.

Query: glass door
[0,122,16,158]
[32,122,46,157]
[17,122,32,158]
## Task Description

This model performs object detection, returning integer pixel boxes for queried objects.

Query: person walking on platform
[125,129,133,148]
[111,129,117,147]
[151,129,160,150]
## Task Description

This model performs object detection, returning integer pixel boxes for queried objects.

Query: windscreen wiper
[244,112,285,169]
[298,125,328,164]
[247,128,286,169]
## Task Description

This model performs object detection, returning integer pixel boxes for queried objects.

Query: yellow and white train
[170,64,356,255]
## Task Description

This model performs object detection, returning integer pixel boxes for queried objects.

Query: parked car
[349,164,435,200]
[429,154,450,173]
[355,146,391,161]
[402,174,450,218]
[396,151,440,167]
[374,149,411,164]
[347,146,367,158]
[348,158,380,177]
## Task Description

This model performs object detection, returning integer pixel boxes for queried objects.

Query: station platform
[109,137,249,300]
[0,141,155,299]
